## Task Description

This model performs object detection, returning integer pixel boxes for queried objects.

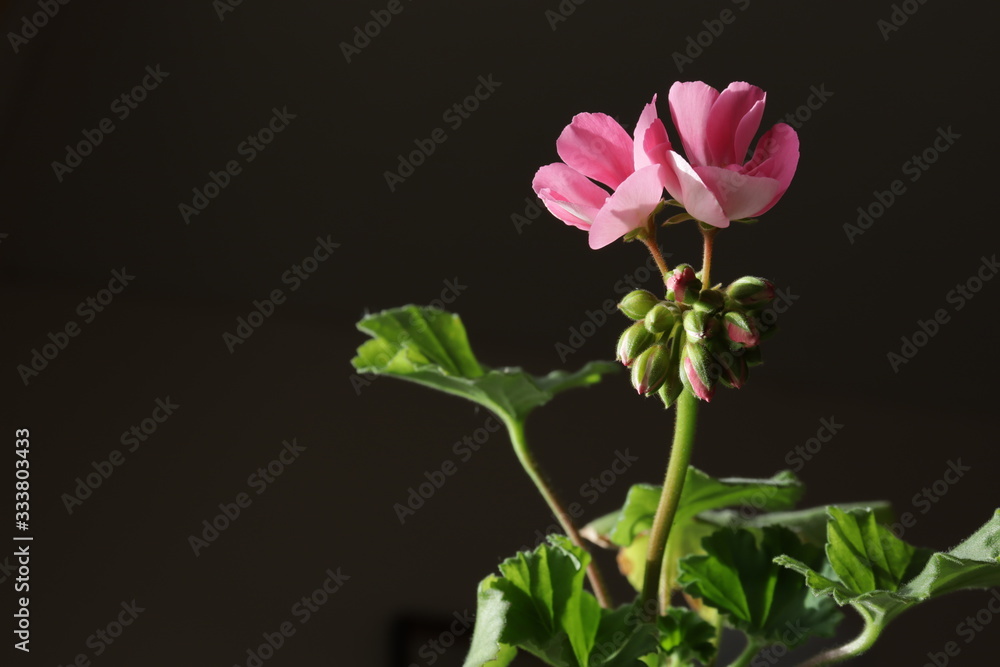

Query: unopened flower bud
[667,264,702,304]
[657,331,684,409]
[681,342,716,402]
[723,311,760,348]
[617,321,655,367]
[712,345,749,389]
[682,309,718,342]
[727,276,775,307]
[694,289,726,314]
[644,302,677,334]
[618,289,660,320]
[631,343,672,396]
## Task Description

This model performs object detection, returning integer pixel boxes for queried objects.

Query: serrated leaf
[656,607,717,663]
[353,305,617,423]
[776,508,1000,633]
[463,536,601,667]
[465,577,518,667]
[589,605,659,667]
[678,527,842,645]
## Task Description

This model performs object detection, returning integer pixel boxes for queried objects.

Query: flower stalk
[639,387,699,619]
[503,417,613,608]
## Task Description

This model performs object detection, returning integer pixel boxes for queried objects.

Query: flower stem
[701,226,718,287]
[503,417,613,608]
[639,388,699,619]
[642,220,670,280]
[729,639,764,667]
[795,615,883,667]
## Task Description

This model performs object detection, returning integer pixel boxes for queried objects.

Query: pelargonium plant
[353,81,1000,666]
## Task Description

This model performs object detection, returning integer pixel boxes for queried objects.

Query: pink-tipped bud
[618,289,660,320]
[617,321,655,367]
[723,311,760,348]
[681,343,716,402]
[667,264,702,304]
[631,344,672,396]
[713,346,749,389]
[726,276,775,307]
[682,309,718,342]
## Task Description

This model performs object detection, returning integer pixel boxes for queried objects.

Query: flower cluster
[532,81,799,248]
[616,270,775,402]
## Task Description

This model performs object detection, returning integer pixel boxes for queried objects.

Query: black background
[1,0,998,665]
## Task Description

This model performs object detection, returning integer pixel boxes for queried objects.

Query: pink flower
[532,98,671,249]
[659,81,799,228]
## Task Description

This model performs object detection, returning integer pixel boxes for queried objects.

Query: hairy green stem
[504,418,612,608]
[701,226,718,287]
[639,388,699,619]
[796,615,883,667]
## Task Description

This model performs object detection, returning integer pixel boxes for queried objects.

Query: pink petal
[532,163,609,230]
[668,81,719,167]
[660,151,728,228]
[634,95,671,169]
[556,113,634,189]
[694,166,781,221]
[743,123,799,216]
[706,82,766,165]
[588,165,665,249]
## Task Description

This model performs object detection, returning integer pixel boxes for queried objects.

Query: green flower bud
[643,302,678,334]
[694,289,726,314]
[726,276,775,307]
[657,328,684,409]
[617,321,656,367]
[631,343,672,396]
[723,311,760,348]
[618,289,660,320]
[681,341,716,402]
[682,309,718,342]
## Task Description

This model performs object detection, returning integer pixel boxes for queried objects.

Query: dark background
[1,0,998,665]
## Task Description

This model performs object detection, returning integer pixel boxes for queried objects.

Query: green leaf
[465,577,517,667]
[656,607,717,664]
[678,527,843,645]
[353,305,618,423]
[583,468,804,595]
[698,501,894,547]
[589,605,659,667]
[463,536,601,667]
[776,508,1000,628]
